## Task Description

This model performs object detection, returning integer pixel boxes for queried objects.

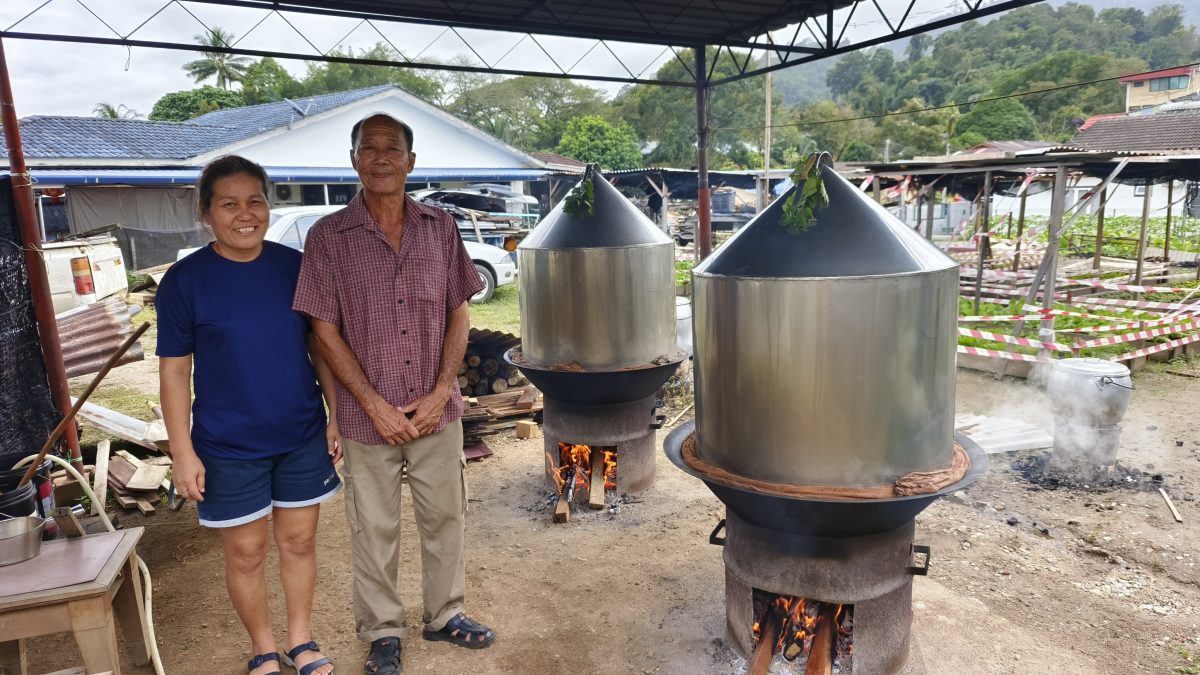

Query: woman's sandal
[364,636,402,674]
[248,652,282,675]
[421,613,495,649]
[281,641,334,675]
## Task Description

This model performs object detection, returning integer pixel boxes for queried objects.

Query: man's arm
[402,300,470,436]
[312,318,419,445]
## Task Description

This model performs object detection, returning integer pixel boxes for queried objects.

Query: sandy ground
[17,362,1200,675]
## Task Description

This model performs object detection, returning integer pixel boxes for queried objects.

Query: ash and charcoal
[1012,454,1165,492]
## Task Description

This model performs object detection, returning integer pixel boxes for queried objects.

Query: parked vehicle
[42,235,128,314]
[176,205,517,303]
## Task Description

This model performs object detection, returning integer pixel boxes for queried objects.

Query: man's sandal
[281,641,334,675]
[422,613,495,649]
[248,652,282,675]
[364,636,402,674]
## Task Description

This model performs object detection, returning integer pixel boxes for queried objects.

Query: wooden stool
[0,527,148,675]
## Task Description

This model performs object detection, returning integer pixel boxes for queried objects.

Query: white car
[176,205,517,303]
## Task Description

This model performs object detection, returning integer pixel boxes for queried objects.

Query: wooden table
[0,527,149,675]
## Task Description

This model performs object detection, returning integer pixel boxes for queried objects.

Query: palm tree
[183,27,251,90]
[93,102,141,119]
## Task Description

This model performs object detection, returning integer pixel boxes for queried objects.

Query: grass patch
[470,283,520,336]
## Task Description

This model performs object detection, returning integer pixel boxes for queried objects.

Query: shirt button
[397,299,404,305]
[405,360,411,365]
[409,388,415,393]
[401,329,407,335]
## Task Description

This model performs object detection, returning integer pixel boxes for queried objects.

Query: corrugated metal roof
[31,167,548,186]
[1,116,241,160]
[186,86,394,132]
[1070,108,1200,153]
[2,86,409,161]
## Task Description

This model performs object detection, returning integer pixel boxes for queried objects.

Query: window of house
[1150,75,1189,92]
[1134,81,1144,88]
[1133,185,1147,197]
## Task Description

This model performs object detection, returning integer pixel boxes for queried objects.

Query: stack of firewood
[459,328,527,396]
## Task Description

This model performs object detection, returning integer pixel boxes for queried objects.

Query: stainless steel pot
[692,161,960,487]
[518,167,676,369]
[0,515,44,566]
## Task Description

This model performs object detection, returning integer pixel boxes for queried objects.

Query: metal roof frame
[1,0,1046,257]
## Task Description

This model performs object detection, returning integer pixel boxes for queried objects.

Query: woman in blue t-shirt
[158,155,338,675]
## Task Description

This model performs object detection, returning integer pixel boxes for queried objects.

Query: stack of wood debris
[95,440,170,515]
[461,385,543,453]
[459,328,528,396]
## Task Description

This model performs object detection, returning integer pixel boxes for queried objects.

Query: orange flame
[552,443,618,498]
[751,595,849,663]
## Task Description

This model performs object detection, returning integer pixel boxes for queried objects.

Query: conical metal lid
[520,166,672,250]
[696,161,956,277]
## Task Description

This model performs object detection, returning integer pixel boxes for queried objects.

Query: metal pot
[1046,358,1132,466]
[0,515,44,566]
[518,167,676,370]
[692,160,959,488]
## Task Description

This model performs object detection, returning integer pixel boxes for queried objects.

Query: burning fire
[752,595,853,668]
[548,442,617,496]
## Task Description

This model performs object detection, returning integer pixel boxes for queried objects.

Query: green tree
[556,115,641,170]
[787,100,876,161]
[92,102,140,119]
[240,57,303,104]
[875,98,958,159]
[955,98,1038,141]
[149,86,245,122]
[842,140,876,162]
[300,43,442,102]
[183,27,251,90]
[446,76,607,151]
[614,47,765,168]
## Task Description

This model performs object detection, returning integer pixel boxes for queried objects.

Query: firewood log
[482,358,499,376]
[490,378,509,394]
[804,604,837,675]
[467,354,482,367]
[465,369,481,385]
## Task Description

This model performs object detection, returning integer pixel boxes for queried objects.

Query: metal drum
[692,161,959,487]
[518,167,676,370]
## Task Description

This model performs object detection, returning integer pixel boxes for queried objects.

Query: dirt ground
[19,360,1200,675]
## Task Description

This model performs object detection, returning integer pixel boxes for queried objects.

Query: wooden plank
[107,456,137,489]
[553,495,570,523]
[124,464,169,492]
[588,447,605,510]
[93,440,110,516]
[72,399,158,452]
[106,479,138,510]
[515,386,539,410]
[133,497,157,515]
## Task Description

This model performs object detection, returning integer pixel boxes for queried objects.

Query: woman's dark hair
[197,155,270,216]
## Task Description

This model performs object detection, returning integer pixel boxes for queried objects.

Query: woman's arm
[159,355,206,501]
[308,333,342,463]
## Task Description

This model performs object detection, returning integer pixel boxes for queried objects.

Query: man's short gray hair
[351,113,414,152]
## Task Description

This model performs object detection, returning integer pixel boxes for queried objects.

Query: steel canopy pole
[0,36,80,458]
[695,47,712,261]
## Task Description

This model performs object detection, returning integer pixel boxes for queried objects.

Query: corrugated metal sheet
[55,296,144,379]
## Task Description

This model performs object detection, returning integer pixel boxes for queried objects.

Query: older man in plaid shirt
[294,113,495,674]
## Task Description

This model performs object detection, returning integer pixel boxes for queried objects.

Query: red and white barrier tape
[958,308,1116,323]
[1075,296,1200,313]
[1073,320,1199,350]
[957,345,1048,362]
[1057,315,1196,334]
[1065,278,1198,294]
[1108,332,1200,362]
[958,327,1072,352]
